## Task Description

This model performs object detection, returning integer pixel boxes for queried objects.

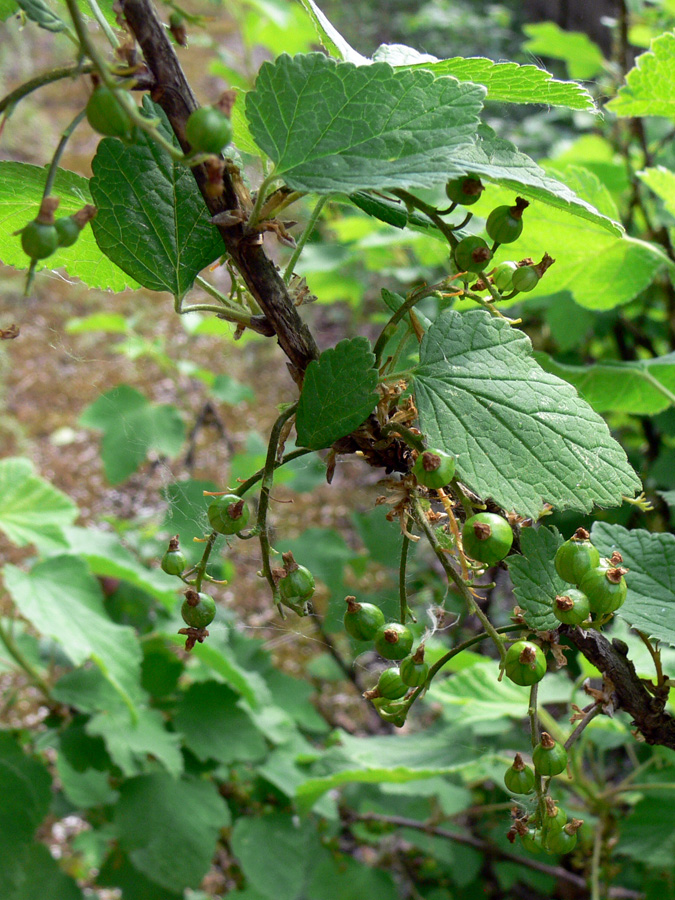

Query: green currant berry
[20,220,59,260]
[377,667,409,700]
[445,175,484,206]
[504,640,546,686]
[511,265,539,292]
[504,754,535,794]
[343,596,385,641]
[399,646,429,687]
[486,197,528,244]
[520,829,542,853]
[279,565,315,602]
[553,588,590,626]
[462,512,513,565]
[554,529,600,585]
[545,826,578,854]
[374,622,414,661]
[454,235,492,273]
[372,697,408,727]
[86,86,132,138]
[54,216,81,248]
[186,106,233,154]
[532,732,568,777]
[207,494,249,534]
[579,564,628,616]
[412,448,456,490]
[492,260,518,292]
[161,549,186,576]
[181,590,216,629]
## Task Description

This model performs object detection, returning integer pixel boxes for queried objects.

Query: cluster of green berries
[411,447,514,565]
[511,790,583,856]
[160,537,216,631]
[85,82,233,156]
[18,196,97,262]
[554,528,628,623]
[445,175,551,294]
[344,596,428,725]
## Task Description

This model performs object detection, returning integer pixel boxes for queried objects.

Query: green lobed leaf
[97,850,181,900]
[90,98,223,297]
[53,667,183,777]
[638,165,675,217]
[11,843,83,900]
[0,161,133,291]
[468,172,667,309]
[174,681,268,764]
[4,555,142,712]
[617,796,675,868]
[296,336,379,449]
[56,752,117,809]
[521,22,606,80]
[0,732,52,897]
[0,0,19,18]
[606,33,675,118]
[79,385,185,484]
[451,126,620,233]
[536,352,675,415]
[112,774,230,892]
[246,53,485,193]
[232,813,318,900]
[61,525,178,609]
[0,457,77,551]
[307,854,399,900]
[373,44,596,111]
[295,729,477,810]
[413,310,641,518]
[592,523,675,647]
[506,526,564,631]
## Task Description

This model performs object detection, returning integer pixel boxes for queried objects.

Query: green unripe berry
[504,640,546,686]
[532,732,568,777]
[343,597,385,641]
[86,86,132,138]
[445,175,484,206]
[279,565,315,602]
[462,512,513,565]
[553,588,590,626]
[399,646,429,687]
[486,197,528,244]
[504,754,535,794]
[20,220,58,260]
[373,622,414,660]
[207,494,249,534]
[181,590,216,629]
[376,667,409,700]
[161,549,186,576]
[454,235,492,273]
[554,529,600,585]
[54,216,81,248]
[492,260,518,292]
[186,106,233,154]
[511,265,539,292]
[579,562,628,616]
[412,448,456,490]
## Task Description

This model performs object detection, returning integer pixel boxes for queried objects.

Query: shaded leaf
[113,774,230,892]
[413,310,641,518]
[522,22,606,80]
[4,556,142,712]
[639,165,675,217]
[246,53,485,193]
[90,98,223,297]
[80,385,185,484]
[537,352,675,415]
[0,457,77,551]
[592,523,675,647]
[12,843,83,900]
[296,337,379,449]
[16,0,70,34]
[506,526,564,631]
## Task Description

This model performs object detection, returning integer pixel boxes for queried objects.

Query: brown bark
[121,0,319,385]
